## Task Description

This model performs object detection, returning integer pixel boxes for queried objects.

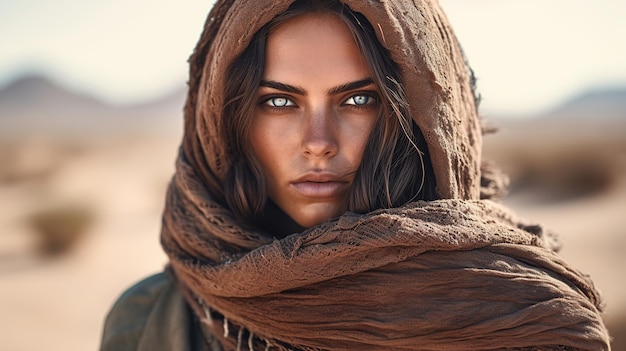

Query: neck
[256,200,306,239]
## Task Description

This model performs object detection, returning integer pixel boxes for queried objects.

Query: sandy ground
[0,136,176,351]
[0,126,625,350]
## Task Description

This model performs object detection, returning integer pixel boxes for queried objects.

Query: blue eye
[345,94,375,106]
[265,97,295,107]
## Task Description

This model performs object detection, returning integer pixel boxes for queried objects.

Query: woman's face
[250,13,379,228]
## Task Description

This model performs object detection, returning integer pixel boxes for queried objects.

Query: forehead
[263,13,371,84]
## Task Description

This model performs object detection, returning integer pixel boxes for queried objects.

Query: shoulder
[110,272,175,310]
[100,272,195,351]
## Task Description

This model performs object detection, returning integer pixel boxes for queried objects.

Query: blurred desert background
[1,1,625,350]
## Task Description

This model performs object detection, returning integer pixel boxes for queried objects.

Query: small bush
[27,205,94,256]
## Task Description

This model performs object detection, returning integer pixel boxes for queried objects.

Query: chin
[290,205,344,229]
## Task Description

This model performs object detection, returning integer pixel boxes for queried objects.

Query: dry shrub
[508,149,617,203]
[27,205,95,256]
[483,120,625,205]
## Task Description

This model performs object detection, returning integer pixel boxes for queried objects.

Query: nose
[301,108,338,159]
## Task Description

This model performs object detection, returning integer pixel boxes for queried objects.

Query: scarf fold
[161,0,611,349]
[161,155,609,350]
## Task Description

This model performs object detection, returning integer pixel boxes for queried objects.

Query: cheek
[249,118,291,183]
[343,116,378,167]
[250,131,274,175]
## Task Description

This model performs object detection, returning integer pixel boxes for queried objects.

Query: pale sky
[1,0,625,116]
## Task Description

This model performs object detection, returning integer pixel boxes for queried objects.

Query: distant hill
[543,87,626,120]
[0,74,185,138]
[0,75,108,116]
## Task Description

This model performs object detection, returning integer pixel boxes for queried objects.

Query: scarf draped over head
[161,0,611,350]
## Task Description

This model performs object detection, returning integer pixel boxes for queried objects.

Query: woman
[101,1,611,350]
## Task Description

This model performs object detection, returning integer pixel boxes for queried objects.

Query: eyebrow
[328,78,375,95]
[259,78,375,96]
[259,80,305,95]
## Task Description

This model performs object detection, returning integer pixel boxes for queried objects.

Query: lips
[291,173,349,198]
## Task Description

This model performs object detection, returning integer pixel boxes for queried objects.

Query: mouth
[291,173,350,198]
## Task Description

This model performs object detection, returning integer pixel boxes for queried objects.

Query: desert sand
[0,114,624,350]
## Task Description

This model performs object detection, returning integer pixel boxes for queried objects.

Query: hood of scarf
[161,0,611,350]
[182,0,481,201]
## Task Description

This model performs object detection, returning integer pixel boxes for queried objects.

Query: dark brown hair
[223,0,437,226]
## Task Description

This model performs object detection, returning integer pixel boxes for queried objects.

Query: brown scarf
[160,0,611,350]
[162,160,608,350]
